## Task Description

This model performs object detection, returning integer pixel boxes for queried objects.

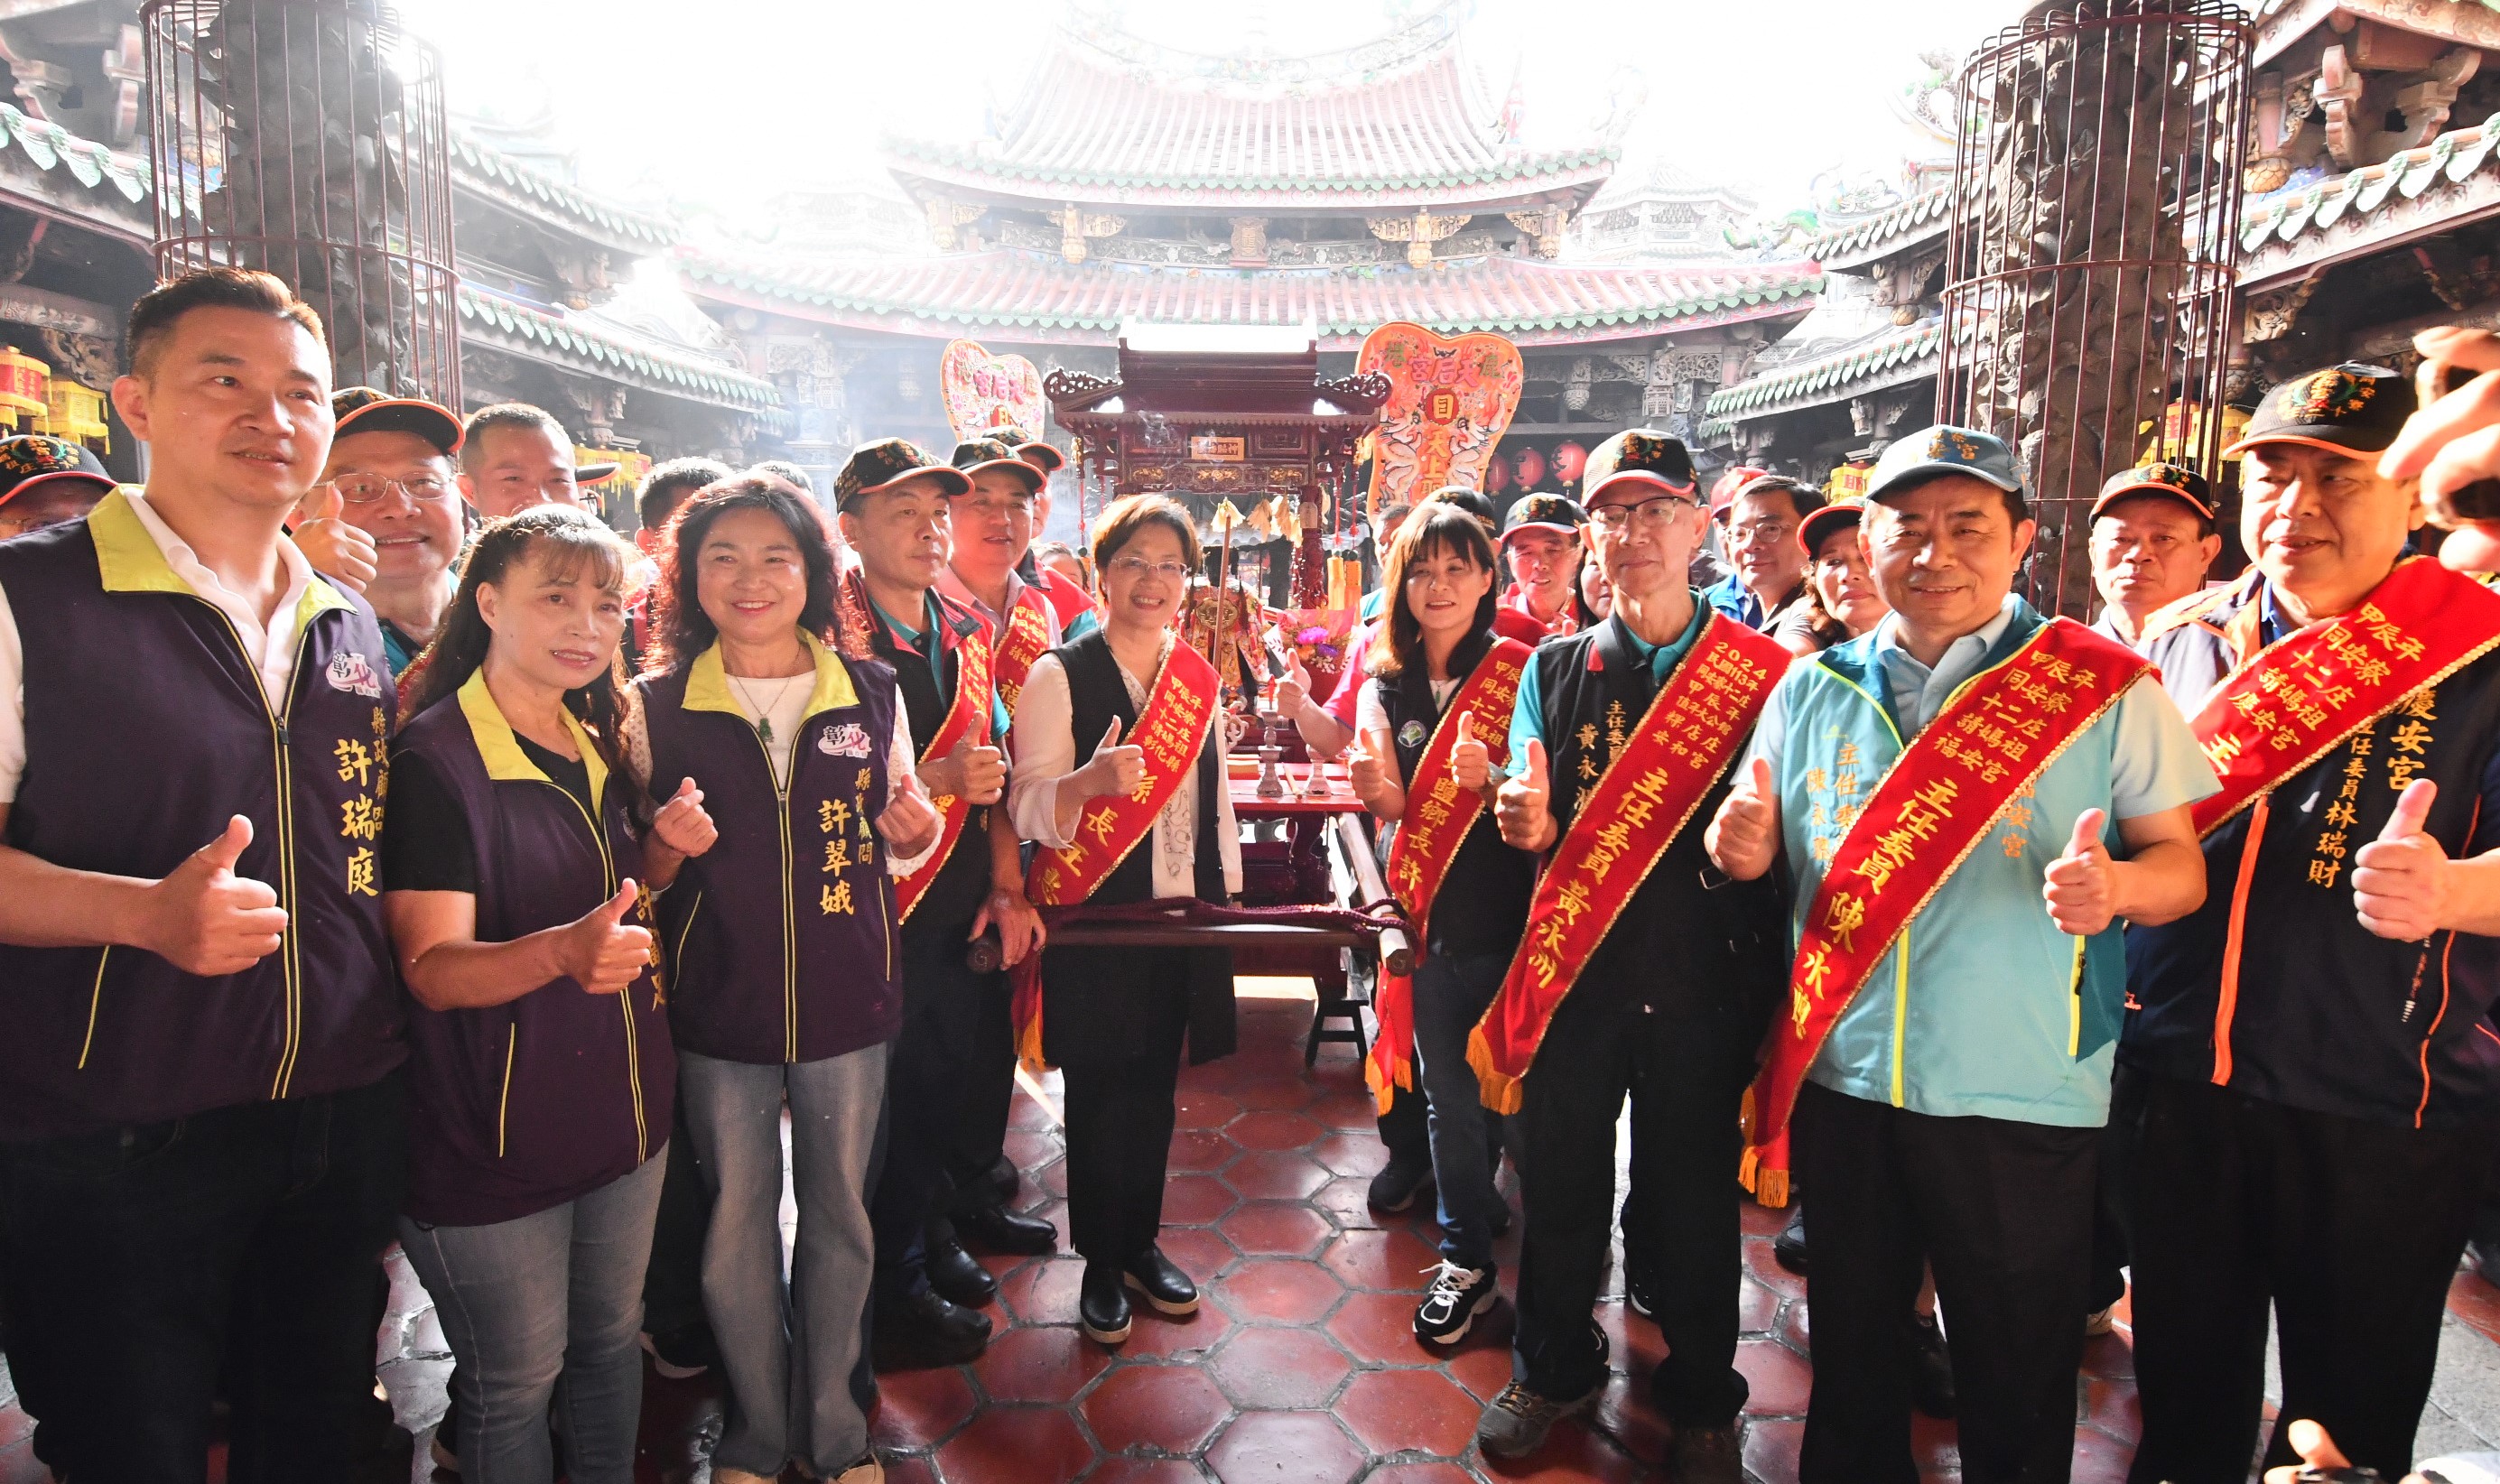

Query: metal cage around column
[143,0,460,403]
[1938,0,2252,617]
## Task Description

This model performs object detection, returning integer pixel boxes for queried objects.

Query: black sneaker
[1121,1245,1199,1315]
[1910,1312,1956,1419]
[873,1287,990,1367]
[639,1322,718,1380]
[1772,1201,1808,1275]
[1624,1257,1659,1321]
[1079,1259,1132,1345]
[1367,1155,1435,1212]
[1412,1261,1498,1345]
[1475,1378,1594,1459]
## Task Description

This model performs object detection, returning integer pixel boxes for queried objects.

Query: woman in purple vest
[627,476,938,1484]
[383,507,702,1484]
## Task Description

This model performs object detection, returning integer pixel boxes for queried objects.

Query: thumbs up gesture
[1450,710,1493,793]
[289,482,378,593]
[1075,717,1148,802]
[649,776,719,858]
[144,814,290,977]
[1275,651,1312,718]
[2042,809,2120,935]
[1495,737,1556,852]
[876,767,945,861]
[1348,729,1394,812]
[1705,757,1782,882]
[2354,780,2449,941]
[924,733,1007,806]
[562,879,652,996]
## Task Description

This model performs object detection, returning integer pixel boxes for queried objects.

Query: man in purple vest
[0,267,407,1481]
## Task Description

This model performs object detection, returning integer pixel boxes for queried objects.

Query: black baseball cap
[2224,363,2417,459]
[2090,462,2217,522]
[0,433,112,510]
[951,436,1046,493]
[1501,491,1586,543]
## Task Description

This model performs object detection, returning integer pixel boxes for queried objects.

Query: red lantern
[1551,441,1587,485]
[1485,456,1512,496]
[1514,447,1547,489]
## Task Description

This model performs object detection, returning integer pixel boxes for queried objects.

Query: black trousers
[641,1099,711,1336]
[0,1073,406,1484]
[1511,995,1751,1424]
[1794,1080,2097,1484]
[941,966,1020,1218]
[1061,951,1192,1265]
[870,927,1001,1297]
[2125,1073,2498,1484]
[1375,1081,1430,1170]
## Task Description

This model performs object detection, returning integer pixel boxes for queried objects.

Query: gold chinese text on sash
[896,626,993,923]
[1750,619,2149,1157]
[1009,641,1222,1068]
[2187,557,2500,839]
[1464,617,1790,1115]
[993,588,1055,717]
[1364,637,1529,1112]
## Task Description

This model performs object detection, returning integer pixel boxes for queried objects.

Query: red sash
[1361,638,1531,1114]
[895,623,993,923]
[1464,617,1789,1115]
[2184,558,2500,838]
[1742,619,2149,1204]
[992,587,1055,718]
[1008,641,1222,1069]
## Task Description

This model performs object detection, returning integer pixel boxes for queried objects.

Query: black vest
[1530,614,1786,1036]
[0,505,404,1139]
[1380,632,1535,957]
[2127,642,2500,1127]
[1036,631,1234,1066]
[869,592,995,938]
[637,644,902,1065]
[395,681,674,1226]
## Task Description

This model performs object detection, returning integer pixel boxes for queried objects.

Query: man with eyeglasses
[1464,430,1792,1478]
[1703,473,1825,637]
[288,387,465,677]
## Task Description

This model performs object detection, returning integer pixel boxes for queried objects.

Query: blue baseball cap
[1866,424,2026,505]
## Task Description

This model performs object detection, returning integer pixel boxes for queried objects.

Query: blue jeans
[1412,947,1510,1270]
[399,1150,666,1484]
[681,1043,887,1478]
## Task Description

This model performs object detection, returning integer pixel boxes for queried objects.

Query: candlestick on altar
[1209,498,1240,684]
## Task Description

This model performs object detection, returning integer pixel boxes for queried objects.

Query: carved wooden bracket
[1504,208,1566,259]
[1367,209,1471,267]
[924,197,987,251]
[2244,276,2321,342]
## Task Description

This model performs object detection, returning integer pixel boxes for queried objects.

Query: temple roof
[679,248,1820,349]
[451,128,680,255]
[455,282,778,413]
[1705,317,1942,424]
[1802,185,1951,274]
[2237,107,2500,286]
[0,102,152,243]
[885,44,1615,213]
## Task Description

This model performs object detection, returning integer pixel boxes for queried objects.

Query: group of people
[5,259,2500,1484]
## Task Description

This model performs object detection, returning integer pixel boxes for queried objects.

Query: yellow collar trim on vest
[455,666,609,816]
[90,488,357,632]
[682,630,859,721]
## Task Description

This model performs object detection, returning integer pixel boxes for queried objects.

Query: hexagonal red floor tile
[1736,1335,1816,1416]
[1228,1075,1324,1112]
[1591,1370,1671,1466]
[1446,1339,1515,1404]
[1204,1410,1368,1484]
[1323,1289,1441,1367]
[998,1256,1086,1325]
[1216,1257,1345,1326]
[1206,1326,1352,1409]
[1217,1201,1333,1258]
[1225,1110,1326,1153]
[1476,1416,1646,1482]
[1160,1174,1241,1226]
[1319,1228,1441,1292]
[1175,1090,1241,1130]
[1166,1127,1235,1173]
[1307,1175,1393,1232]
[1366,1465,1480,1484]
[1119,1297,1233,1361]
[1224,1151,1332,1201]
[1308,1130,1393,1179]
[1009,1090,1057,1131]
[1335,1368,1482,1457]
[972,1322,1113,1405]
[1738,1270,1782,1333]
[1594,1299,1668,1376]
[1304,1090,1379,1132]
[1742,1416,1805,1484]
[868,1362,977,1449]
[1079,1361,1235,1454]
[933,1404,1096,1484]
[1004,1126,1062,1170]
[880,1453,941,1484]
